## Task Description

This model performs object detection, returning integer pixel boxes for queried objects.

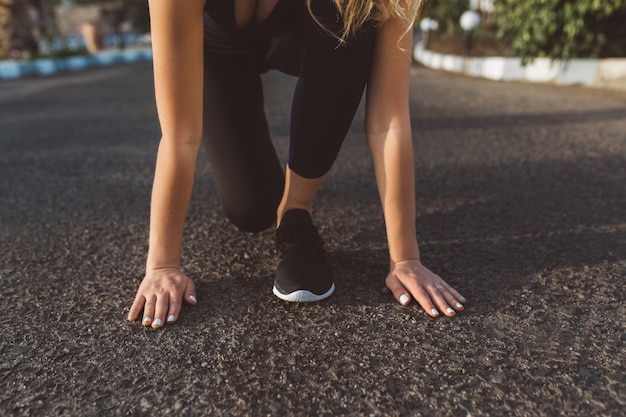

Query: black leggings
[202,0,375,232]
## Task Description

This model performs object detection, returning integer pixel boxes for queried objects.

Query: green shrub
[421,0,470,36]
[494,0,626,61]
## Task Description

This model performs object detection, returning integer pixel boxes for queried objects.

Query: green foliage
[494,0,626,61]
[422,0,470,36]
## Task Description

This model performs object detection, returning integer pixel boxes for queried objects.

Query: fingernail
[460,296,467,302]
[143,316,151,323]
[189,295,197,303]
[456,302,464,308]
[399,294,410,305]
[153,318,162,326]
[167,315,175,323]
[431,308,439,316]
[446,308,455,314]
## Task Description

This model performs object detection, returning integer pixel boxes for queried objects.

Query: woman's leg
[202,53,284,233]
[277,13,376,220]
[276,167,323,226]
[272,11,377,302]
[286,16,376,181]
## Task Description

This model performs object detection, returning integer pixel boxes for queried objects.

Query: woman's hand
[386,260,466,317]
[127,268,197,328]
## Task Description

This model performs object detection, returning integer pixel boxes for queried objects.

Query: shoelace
[276,224,325,257]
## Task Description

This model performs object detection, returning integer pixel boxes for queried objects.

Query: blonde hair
[306,0,430,44]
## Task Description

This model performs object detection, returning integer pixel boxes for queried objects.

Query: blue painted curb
[0,47,153,80]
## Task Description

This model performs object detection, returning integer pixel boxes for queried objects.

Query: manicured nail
[456,302,464,308]
[143,316,151,323]
[399,294,410,305]
[446,308,455,314]
[431,308,440,316]
[189,295,197,303]
[460,296,467,302]
[153,318,162,326]
[167,315,175,323]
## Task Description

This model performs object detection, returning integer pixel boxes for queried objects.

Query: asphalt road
[1,62,625,417]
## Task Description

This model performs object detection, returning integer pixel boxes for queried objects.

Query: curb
[413,42,626,90]
[0,47,153,80]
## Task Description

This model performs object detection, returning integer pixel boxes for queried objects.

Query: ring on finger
[434,285,444,290]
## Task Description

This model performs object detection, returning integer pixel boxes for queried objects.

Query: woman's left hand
[385,260,466,317]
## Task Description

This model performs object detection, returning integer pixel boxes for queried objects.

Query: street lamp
[459,10,480,56]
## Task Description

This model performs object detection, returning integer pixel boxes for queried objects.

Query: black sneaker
[273,209,335,302]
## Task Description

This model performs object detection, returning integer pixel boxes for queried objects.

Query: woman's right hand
[127,268,197,329]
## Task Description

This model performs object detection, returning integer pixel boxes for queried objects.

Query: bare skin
[364,14,465,316]
[276,167,324,226]
[127,0,466,329]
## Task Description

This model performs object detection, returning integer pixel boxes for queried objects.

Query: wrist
[388,241,420,265]
[391,257,421,263]
[146,253,180,272]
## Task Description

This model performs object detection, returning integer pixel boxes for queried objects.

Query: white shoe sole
[272,283,335,302]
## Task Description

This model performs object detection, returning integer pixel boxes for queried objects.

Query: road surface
[1,62,625,416]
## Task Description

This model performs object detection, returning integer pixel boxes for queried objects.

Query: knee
[223,203,277,233]
[216,172,284,233]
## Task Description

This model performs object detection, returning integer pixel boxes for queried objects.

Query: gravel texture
[0,62,625,417]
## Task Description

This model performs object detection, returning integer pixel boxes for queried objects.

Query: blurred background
[1,0,625,63]
[0,0,150,60]
[419,0,626,61]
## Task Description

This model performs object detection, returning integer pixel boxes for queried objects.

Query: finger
[385,274,411,306]
[128,293,146,321]
[439,284,465,311]
[410,286,441,318]
[152,292,170,329]
[167,287,184,324]
[184,280,197,305]
[397,277,440,317]
[443,283,467,304]
[431,287,457,317]
[142,295,156,327]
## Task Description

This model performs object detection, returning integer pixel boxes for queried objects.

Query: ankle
[276,205,312,227]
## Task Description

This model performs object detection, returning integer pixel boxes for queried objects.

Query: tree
[494,0,626,61]
[421,0,470,37]
[0,0,41,56]
[72,0,149,33]
[2,0,149,56]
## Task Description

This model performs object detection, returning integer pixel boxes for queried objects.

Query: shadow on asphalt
[1,63,625,417]
[415,107,626,130]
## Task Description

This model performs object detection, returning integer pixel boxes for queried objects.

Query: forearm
[146,140,200,271]
[364,14,419,263]
[145,0,205,271]
[368,124,420,264]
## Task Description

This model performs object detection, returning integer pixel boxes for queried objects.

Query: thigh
[287,8,376,179]
[202,53,284,232]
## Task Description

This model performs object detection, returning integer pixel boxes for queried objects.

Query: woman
[128,0,466,329]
